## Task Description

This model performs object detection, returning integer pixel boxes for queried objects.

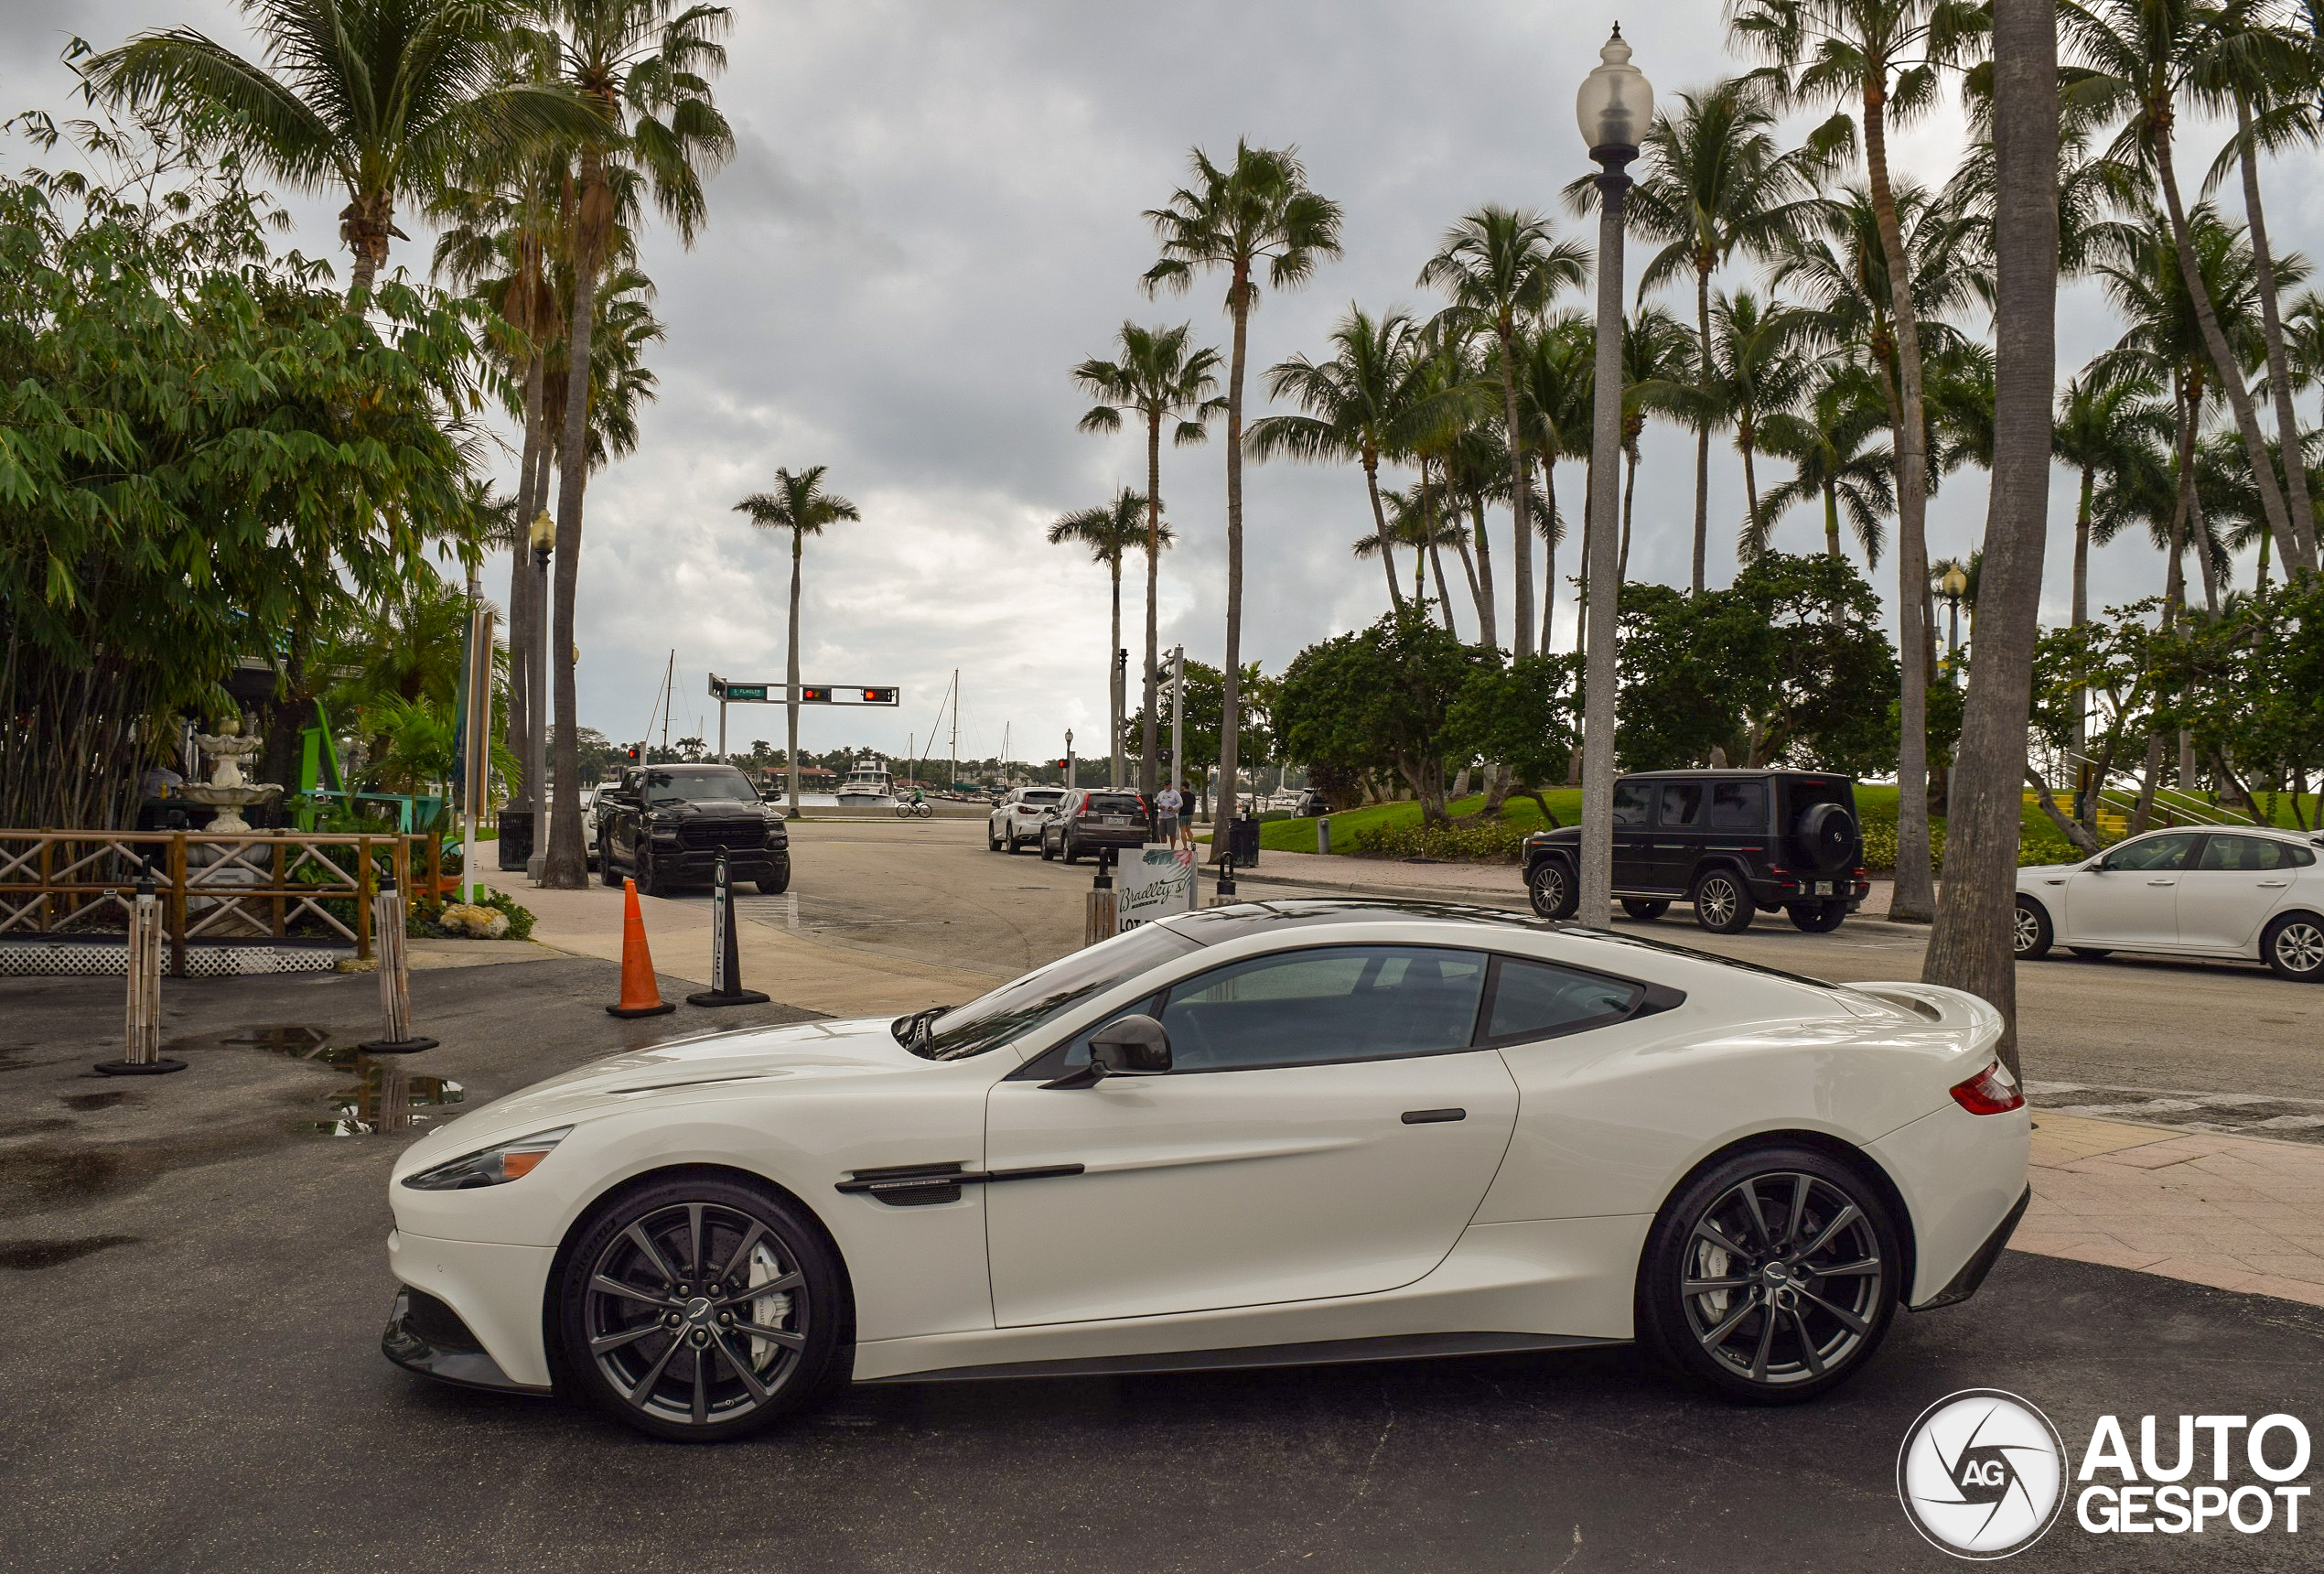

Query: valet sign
[1898,1390,2314,1559]
[1118,845,1195,928]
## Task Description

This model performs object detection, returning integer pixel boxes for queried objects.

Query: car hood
[403,1017,920,1158]
[2018,859,2087,880]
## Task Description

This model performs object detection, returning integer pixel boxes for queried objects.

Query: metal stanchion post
[1213,850,1238,906]
[688,852,770,1007]
[1318,815,1330,856]
[1085,847,1118,945]
[96,872,185,1076]
[360,874,438,1054]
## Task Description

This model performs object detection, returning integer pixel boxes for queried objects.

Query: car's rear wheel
[1789,900,1848,933]
[2068,947,2112,961]
[2014,897,2054,960]
[2263,913,2324,982]
[1638,1147,1899,1405]
[558,1175,846,1443]
[1528,858,1578,921]
[1621,899,1670,922]
[598,834,619,888]
[1005,825,1022,854]
[1693,871,1755,934]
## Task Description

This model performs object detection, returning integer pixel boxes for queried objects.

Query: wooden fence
[0,830,447,976]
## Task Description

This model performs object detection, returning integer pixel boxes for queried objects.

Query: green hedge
[1857,818,2089,872]
[1348,819,1533,864]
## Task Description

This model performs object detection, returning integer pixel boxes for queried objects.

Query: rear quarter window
[1083,793,1145,814]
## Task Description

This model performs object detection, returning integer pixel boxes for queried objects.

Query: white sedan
[2013,825,2323,981]
[381,900,2030,1441]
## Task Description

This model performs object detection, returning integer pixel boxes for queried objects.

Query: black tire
[2262,912,2324,982]
[2014,896,2054,960]
[1636,1145,1901,1405]
[1005,826,1022,854]
[759,864,791,897]
[987,825,1004,852]
[598,834,619,888]
[1622,899,1671,921]
[1789,900,1848,933]
[1063,835,1081,865]
[1528,858,1578,921]
[1039,835,1056,862]
[634,848,662,900]
[2068,947,2112,960]
[1693,869,1756,933]
[556,1173,847,1443]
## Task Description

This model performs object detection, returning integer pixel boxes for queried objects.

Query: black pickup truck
[1522,769,1867,933]
[597,764,791,897]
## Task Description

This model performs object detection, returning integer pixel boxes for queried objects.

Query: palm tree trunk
[1109,556,1124,789]
[2155,124,2308,577]
[1215,275,1250,857]
[1540,457,1559,654]
[1618,443,1638,585]
[543,178,602,889]
[2237,94,2319,576]
[786,532,803,814]
[1141,412,1163,796]
[1430,542,1458,635]
[1498,328,1536,659]
[1468,488,1498,649]
[1574,457,1592,654]
[2256,521,2272,594]
[2166,383,2195,621]
[1694,264,1713,595]
[1921,0,2059,1073]
[2071,463,2093,764]
[2193,487,2219,615]
[1456,501,1487,621]
[1739,424,1765,553]
[1363,457,1405,613]
[1867,75,1937,924]
[1415,458,1434,609]
[505,353,548,782]
[1824,481,1843,557]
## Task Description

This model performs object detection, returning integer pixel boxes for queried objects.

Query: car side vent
[1631,983,1687,1019]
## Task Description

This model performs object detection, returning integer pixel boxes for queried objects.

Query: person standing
[1155,781,1183,848]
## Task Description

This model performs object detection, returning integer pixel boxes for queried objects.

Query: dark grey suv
[1522,770,1868,933]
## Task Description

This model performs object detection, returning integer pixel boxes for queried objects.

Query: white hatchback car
[382,900,2030,1441]
[988,786,1067,854]
[2014,825,2324,981]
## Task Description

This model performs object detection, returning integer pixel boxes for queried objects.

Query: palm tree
[1512,315,1593,652]
[2053,364,2164,636]
[1616,307,1698,582]
[88,0,598,299]
[1417,207,1589,657]
[2064,0,2319,577]
[1247,306,1428,619]
[1706,291,1811,556]
[532,0,732,886]
[1145,141,1343,844]
[1605,78,1825,592]
[735,469,862,816]
[1728,0,1983,926]
[1759,362,1897,564]
[1049,490,1169,789]
[1379,482,1472,633]
[1073,321,1224,794]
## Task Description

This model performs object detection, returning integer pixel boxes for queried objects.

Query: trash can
[1228,812,1261,868]
[496,808,533,870]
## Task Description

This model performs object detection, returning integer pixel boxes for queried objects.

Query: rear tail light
[1767,866,1789,877]
[1950,1061,2025,1116]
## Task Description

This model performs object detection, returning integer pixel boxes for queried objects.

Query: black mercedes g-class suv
[597,763,791,897]
[1522,769,1867,933]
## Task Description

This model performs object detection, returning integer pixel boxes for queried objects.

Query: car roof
[2123,824,2322,845]
[1619,769,1848,781]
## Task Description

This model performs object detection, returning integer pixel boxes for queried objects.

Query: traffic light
[1052,759,1069,770]
[626,745,641,765]
[856,686,898,705]
[799,685,833,704]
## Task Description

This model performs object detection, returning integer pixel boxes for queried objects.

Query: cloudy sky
[8,2,2316,771]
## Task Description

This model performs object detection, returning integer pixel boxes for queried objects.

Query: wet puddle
[178,1024,463,1137]
[0,1234,137,1270]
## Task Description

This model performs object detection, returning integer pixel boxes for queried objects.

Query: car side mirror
[1088,1015,1171,1078]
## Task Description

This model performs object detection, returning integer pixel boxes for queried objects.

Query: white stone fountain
[179,716,283,834]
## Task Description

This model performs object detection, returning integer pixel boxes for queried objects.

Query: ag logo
[1897,1389,2067,1559]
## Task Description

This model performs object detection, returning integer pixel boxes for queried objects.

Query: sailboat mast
[948,668,959,793]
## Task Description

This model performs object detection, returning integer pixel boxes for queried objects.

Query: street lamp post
[1065,728,1074,792]
[1940,564,1969,663]
[525,511,554,884]
[1576,25,1650,925]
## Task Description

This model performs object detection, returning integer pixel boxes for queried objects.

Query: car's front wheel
[1621,899,1671,922]
[1528,858,1578,921]
[557,1174,847,1443]
[2263,912,2324,982]
[597,833,619,888]
[1693,870,1755,933]
[987,824,1004,852]
[1637,1146,1900,1405]
[2014,896,2054,960]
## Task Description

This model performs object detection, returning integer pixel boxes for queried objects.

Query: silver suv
[988,786,1068,854]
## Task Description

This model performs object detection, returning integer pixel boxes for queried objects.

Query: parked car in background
[989,786,1069,854]
[1040,789,1152,863]
[580,782,619,868]
[597,764,791,897]
[2014,825,2324,981]
[1522,770,1869,933]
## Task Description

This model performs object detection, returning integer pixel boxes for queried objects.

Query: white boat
[834,756,896,806]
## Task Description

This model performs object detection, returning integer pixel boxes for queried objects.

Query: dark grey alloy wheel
[1639,1148,1899,1404]
[2014,896,2053,960]
[2264,913,2324,981]
[1529,859,1577,921]
[1693,871,1754,933]
[560,1178,842,1442]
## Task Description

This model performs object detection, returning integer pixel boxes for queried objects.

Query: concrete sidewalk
[479,868,995,1018]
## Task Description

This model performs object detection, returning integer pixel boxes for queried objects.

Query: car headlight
[401,1127,572,1191]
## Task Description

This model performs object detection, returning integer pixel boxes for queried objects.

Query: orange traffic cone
[606,878,677,1019]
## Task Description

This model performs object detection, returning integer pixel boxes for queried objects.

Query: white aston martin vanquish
[382,900,2031,1441]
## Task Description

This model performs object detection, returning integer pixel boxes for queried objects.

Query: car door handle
[2146,879,2177,886]
[1401,1107,1466,1125]
[2258,880,2289,888]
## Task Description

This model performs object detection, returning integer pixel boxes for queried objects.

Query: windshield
[909,923,1200,1061]
[645,768,759,804]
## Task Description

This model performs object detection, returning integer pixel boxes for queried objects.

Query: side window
[1708,781,1766,831]
[2198,836,2288,871]
[1613,782,1652,828]
[1482,957,1641,1043]
[1157,946,1488,1072]
[2110,832,2200,872]
[2292,846,2318,868]
[1659,782,1705,828]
